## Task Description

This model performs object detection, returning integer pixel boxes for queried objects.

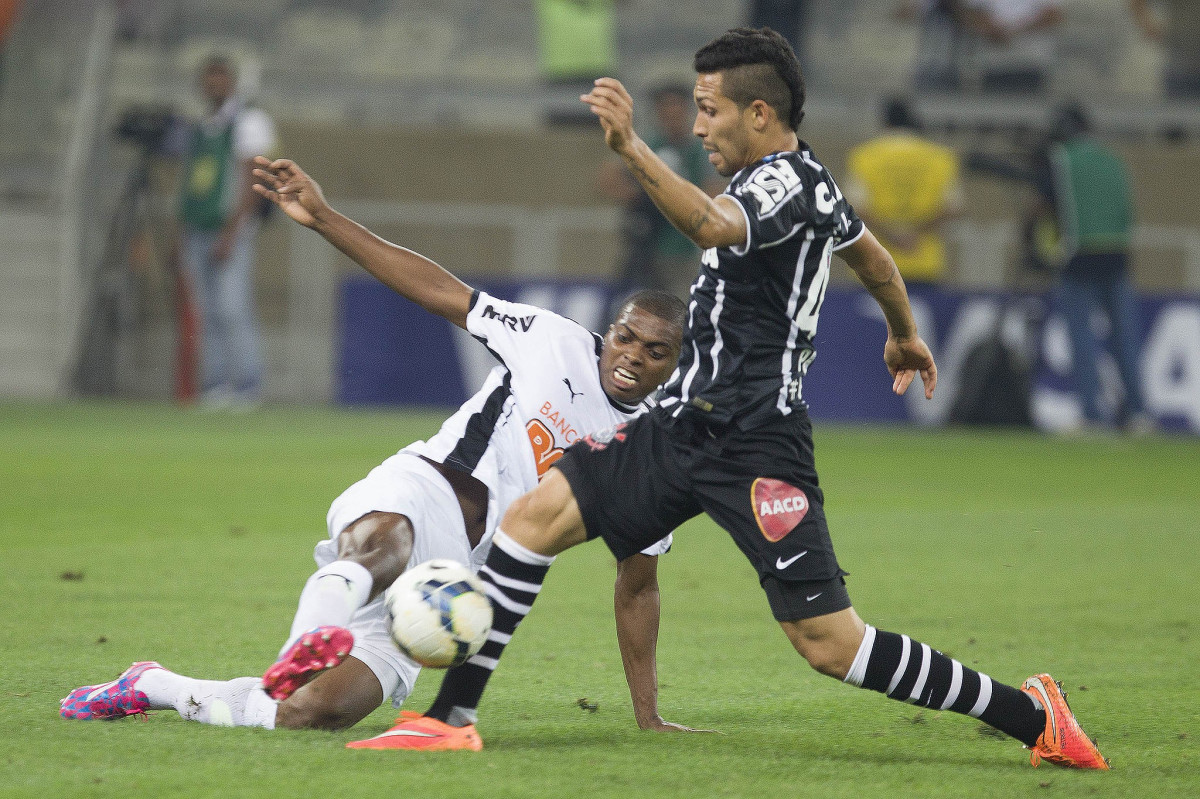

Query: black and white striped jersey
[656,145,864,430]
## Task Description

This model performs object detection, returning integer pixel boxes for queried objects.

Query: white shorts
[318,452,487,707]
[315,451,670,707]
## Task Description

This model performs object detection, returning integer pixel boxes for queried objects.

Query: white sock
[134,666,189,710]
[281,560,372,656]
[842,624,877,687]
[173,677,277,729]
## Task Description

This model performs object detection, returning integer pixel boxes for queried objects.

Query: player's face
[598,306,682,405]
[692,72,752,176]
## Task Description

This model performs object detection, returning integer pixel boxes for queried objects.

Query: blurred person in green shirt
[537,0,617,125]
[1034,103,1153,433]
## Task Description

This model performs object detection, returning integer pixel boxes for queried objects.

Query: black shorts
[553,409,851,621]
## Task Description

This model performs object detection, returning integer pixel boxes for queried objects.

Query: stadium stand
[1,0,1198,401]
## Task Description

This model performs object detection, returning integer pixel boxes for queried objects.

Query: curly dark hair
[693,27,806,131]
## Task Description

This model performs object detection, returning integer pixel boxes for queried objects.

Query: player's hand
[884,334,937,399]
[252,156,328,229]
[639,715,720,733]
[581,77,636,155]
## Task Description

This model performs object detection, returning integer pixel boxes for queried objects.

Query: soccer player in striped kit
[368,27,1108,770]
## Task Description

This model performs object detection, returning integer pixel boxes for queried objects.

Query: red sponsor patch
[751,478,809,542]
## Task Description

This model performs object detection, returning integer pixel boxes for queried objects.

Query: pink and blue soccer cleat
[60,661,163,720]
[262,626,354,701]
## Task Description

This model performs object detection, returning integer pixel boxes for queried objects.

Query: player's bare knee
[498,470,587,556]
[781,613,863,680]
[798,641,851,680]
[499,491,536,533]
[337,511,413,596]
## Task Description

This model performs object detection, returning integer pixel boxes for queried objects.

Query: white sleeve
[233,108,276,160]
[465,291,588,366]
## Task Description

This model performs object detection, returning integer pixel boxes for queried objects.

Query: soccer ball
[384,559,493,668]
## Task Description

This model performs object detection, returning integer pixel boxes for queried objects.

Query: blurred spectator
[897,0,967,92]
[288,0,390,19]
[747,2,808,72]
[961,0,1064,94]
[536,0,617,126]
[844,97,963,288]
[114,0,170,43]
[1033,103,1153,433]
[1130,0,1200,100]
[178,54,277,410]
[596,84,722,300]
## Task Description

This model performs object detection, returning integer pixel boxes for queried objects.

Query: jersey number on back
[792,238,834,338]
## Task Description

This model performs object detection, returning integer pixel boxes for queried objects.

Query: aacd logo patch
[752,478,808,542]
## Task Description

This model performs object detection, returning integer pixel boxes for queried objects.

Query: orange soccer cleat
[346,714,483,751]
[1021,673,1110,770]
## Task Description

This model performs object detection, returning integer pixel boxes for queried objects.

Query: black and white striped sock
[844,625,1045,747]
[426,529,554,727]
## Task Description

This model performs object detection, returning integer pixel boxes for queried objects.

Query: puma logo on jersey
[751,477,809,542]
[563,378,583,403]
[481,305,536,332]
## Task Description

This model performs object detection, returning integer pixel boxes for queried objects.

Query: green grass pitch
[1,401,1197,798]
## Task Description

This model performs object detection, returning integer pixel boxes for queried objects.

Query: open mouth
[612,366,638,391]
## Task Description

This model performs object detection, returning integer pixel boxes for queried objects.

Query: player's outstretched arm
[581,78,745,251]
[614,554,716,733]
[252,156,473,328]
[838,228,937,399]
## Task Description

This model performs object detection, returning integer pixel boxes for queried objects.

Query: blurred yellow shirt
[846,132,961,283]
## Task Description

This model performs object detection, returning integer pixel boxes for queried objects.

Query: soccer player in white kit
[59,158,694,734]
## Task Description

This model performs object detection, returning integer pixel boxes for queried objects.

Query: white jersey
[402,291,671,558]
[317,290,670,705]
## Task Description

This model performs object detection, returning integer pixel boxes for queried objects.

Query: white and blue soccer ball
[385,559,493,668]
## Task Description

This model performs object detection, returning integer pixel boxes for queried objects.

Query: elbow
[691,214,746,251]
[691,230,727,251]
[687,198,745,251]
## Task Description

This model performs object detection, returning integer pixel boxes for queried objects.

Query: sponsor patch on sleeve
[480,303,537,332]
[737,159,802,218]
[751,477,809,542]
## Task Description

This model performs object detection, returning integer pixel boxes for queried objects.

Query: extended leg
[265,511,414,700]
[781,609,1108,769]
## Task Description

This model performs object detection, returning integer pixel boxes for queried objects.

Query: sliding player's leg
[348,415,699,751]
[347,469,586,751]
